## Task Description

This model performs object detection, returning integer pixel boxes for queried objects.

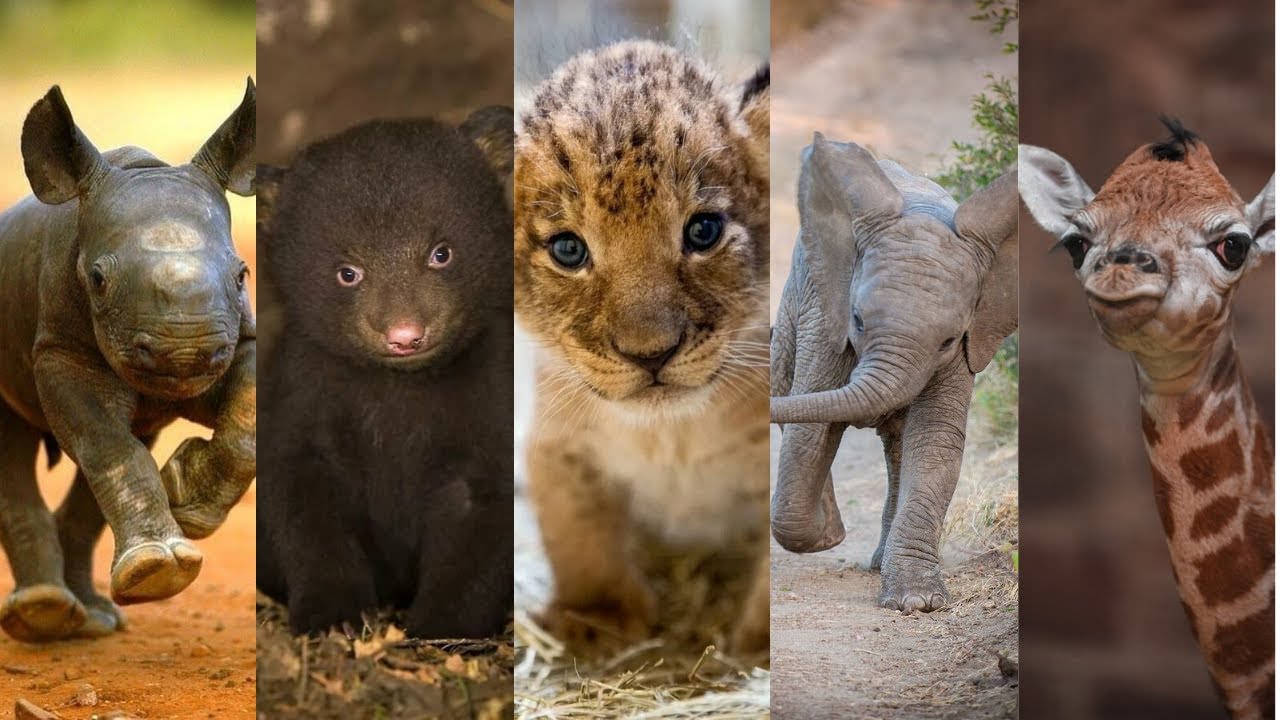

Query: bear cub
[256,109,514,637]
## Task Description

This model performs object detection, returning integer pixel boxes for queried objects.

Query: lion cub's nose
[615,338,682,375]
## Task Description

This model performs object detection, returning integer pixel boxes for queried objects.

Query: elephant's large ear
[21,85,111,205]
[798,133,903,348]
[193,77,256,197]
[1018,144,1094,237]
[956,169,1018,374]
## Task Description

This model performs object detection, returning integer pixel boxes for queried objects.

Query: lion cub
[516,40,770,654]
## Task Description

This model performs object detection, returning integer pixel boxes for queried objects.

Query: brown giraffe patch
[1194,527,1269,605]
[1189,495,1240,540]
[1203,395,1237,435]
[1141,407,1160,447]
[1178,392,1206,430]
[1210,591,1273,675]
[1210,350,1238,393]
[1150,464,1176,535]
[1253,420,1274,491]
[1255,673,1276,718]
[1178,429,1244,491]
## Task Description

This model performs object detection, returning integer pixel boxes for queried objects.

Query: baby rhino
[256,109,514,637]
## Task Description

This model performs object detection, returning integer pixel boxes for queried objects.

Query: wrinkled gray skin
[771,134,1017,613]
[0,81,257,642]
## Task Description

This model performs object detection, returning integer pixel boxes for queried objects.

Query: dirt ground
[769,419,1019,720]
[768,2,1018,718]
[0,71,258,717]
[0,434,257,719]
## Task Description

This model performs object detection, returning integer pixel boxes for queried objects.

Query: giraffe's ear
[1018,144,1095,237]
[1246,174,1274,254]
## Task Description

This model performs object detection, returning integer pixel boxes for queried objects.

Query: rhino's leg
[870,411,906,571]
[55,466,137,637]
[164,341,256,539]
[34,355,201,606]
[0,403,86,641]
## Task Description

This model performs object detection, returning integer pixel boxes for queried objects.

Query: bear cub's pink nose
[385,322,426,355]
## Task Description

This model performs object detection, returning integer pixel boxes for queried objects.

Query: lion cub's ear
[460,106,514,207]
[736,64,769,160]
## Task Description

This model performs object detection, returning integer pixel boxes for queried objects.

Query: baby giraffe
[1020,120,1274,719]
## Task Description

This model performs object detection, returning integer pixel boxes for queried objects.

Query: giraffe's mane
[1150,115,1200,162]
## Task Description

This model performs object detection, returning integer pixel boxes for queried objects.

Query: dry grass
[514,546,769,719]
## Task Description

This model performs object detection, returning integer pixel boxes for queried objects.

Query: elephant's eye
[940,337,955,350]
[88,266,107,292]
[1060,234,1091,270]
[236,263,249,289]
[853,312,865,333]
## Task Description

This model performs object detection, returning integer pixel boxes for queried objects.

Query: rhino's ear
[255,164,288,237]
[21,85,110,205]
[459,106,513,204]
[194,77,256,197]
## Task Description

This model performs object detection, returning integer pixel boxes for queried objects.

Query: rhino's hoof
[0,584,87,642]
[74,597,127,638]
[111,538,203,605]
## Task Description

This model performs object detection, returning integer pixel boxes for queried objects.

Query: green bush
[935,0,1018,201]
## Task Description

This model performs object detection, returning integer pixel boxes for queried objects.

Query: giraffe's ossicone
[1021,119,1275,720]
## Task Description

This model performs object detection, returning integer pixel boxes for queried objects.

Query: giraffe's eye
[1210,232,1252,271]
[1061,234,1091,270]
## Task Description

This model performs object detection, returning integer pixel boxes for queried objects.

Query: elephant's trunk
[771,350,929,426]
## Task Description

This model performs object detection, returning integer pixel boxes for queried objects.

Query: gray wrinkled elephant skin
[0,81,257,642]
[771,133,1017,613]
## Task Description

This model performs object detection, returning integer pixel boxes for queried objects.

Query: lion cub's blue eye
[548,232,589,269]
[684,213,724,253]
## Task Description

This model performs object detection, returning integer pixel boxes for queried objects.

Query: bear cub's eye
[548,232,589,270]
[430,243,453,268]
[684,212,724,253]
[337,265,364,287]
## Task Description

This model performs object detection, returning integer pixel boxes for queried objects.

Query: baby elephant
[0,82,258,641]
[255,109,514,637]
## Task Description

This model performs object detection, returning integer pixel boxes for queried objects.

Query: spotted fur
[515,40,771,654]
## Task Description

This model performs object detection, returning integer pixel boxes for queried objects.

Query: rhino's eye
[88,266,107,292]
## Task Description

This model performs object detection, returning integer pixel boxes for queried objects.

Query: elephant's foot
[537,585,657,656]
[0,585,87,642]
[878,568,949,615]
[110,538,203,605]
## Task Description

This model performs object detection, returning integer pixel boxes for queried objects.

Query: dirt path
[769,422,1018,720]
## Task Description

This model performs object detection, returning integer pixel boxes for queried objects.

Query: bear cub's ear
[254,164,288,238]
[459,106,514,205]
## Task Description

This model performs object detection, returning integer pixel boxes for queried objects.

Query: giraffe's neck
[1135,334,1275,718]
